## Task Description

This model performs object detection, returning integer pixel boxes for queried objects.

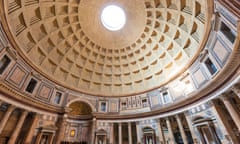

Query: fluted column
[24,114,40,144]
[220,95,240,131]
[166,118,175,144]
[184,112,199,144]
[0,105,15,134]
[109,123,114,144]
[156,119,165,144]
[118,123,122,144]
[176,115,188,144]
[136,122,141,144]
[8,110,28,144]
[128,122,132,144]
[231,85,240,98]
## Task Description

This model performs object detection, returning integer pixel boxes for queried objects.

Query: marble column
[197,127,206,144]
[136,122,141,144]
[118,123,122,144]
[207,123,221,144]
[156,119,165,144]
[184,112,198,144]
[104,135,107,144]
[8,110,28,144]
[49,133,55,144]
[166,118,175,144]
[220,95,240,131]
[212,100,238,143]
[231,85,240,98]
[175,115,188,144]
[0,105,15,134]
[35,131,43,144]
[55,116,67,144]
[24,114,40,144]
[91,118,97,144]
[94,136,97,144]
[128,122,132,144]
[109,123,114,144]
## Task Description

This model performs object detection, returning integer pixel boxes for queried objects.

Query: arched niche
[66,98,96,112]
[68,101,92,116]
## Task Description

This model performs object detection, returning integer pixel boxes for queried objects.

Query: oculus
[101,5,126,31]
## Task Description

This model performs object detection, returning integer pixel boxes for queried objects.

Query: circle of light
[101,5,126,31]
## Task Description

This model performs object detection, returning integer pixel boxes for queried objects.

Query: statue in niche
[149,137,153,144]
[98,139,103,144]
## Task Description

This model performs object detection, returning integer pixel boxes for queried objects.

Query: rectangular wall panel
[5,64,28,88]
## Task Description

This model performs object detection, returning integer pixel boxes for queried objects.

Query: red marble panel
[37,83,53,101]
[6,64,28,88]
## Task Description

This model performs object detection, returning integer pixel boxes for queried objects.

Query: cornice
[0,82,65,114]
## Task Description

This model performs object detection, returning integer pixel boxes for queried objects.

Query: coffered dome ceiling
[3,0,209,96]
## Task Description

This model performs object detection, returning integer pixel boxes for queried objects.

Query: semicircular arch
[67,98,96,112]
[67,100,94,115]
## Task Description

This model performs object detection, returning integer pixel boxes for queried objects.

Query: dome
[3,0,209,96]
[0,0,240,144]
